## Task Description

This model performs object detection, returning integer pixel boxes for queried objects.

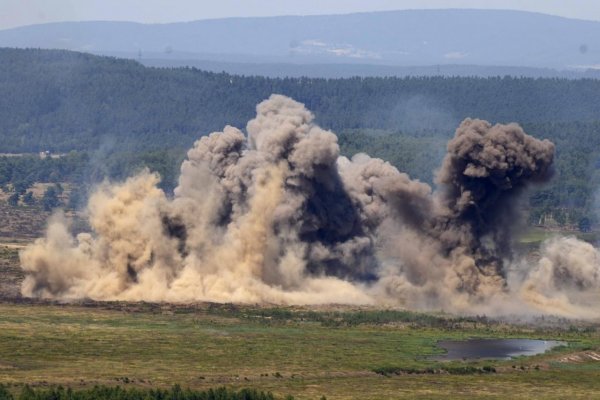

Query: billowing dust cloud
[19,95,600,316]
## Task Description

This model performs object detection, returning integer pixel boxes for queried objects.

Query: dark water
[433,339,566,360]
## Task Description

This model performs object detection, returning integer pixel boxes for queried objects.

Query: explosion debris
[20,95,600,316]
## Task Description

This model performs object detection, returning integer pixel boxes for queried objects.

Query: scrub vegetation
[0,301,598,399]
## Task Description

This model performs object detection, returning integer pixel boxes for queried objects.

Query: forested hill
[1,48,600,227]
[3,48,600,153]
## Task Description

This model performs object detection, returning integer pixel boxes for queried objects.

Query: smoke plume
[20,94,598,316]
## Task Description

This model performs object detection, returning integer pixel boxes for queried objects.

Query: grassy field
[0,302,599,399]
[1,216,600,399]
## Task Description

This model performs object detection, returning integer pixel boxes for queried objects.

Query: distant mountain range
[1,9,600,76]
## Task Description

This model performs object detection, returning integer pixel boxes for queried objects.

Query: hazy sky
[2,0,600,30]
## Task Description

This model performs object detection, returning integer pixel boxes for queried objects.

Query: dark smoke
[22,95,589,317]
[434,119,555,278]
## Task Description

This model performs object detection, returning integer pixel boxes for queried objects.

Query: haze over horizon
[3,0,600,30]
[2,9,599,72]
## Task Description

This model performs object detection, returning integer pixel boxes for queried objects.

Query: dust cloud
[19,95,600,317]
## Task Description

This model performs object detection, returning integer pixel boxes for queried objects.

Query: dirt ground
[0,199,53,298]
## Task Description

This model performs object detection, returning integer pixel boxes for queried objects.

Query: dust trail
[20,94,597,317]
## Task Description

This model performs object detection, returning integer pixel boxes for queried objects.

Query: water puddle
[433,338,566,360]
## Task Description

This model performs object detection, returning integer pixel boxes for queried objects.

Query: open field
[1,213,600,398]
[0,301,599,399]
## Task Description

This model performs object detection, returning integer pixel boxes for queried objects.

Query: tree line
[1,48,600,229]
[4,48,600,153]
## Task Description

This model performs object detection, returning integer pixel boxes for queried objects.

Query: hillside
[1,9,600,70]
[1,47,600,227]
[4,47,600,154]
[139,59,600,79]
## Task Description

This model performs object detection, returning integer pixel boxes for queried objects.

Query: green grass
[0,302,599,399]
[519,227,599,245]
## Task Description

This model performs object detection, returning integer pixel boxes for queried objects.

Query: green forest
[1,47,599,229]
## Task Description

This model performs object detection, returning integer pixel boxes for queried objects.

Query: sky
[2,0,600,30]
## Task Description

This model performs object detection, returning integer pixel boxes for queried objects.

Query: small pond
[433,338,566,361]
